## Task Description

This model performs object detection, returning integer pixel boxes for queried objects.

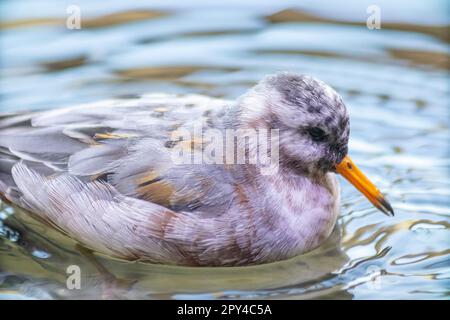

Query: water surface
[0,0,449,299]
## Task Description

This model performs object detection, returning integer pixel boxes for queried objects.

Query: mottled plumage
[0,73,353,266]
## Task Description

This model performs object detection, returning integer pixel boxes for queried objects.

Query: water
[0,0,449,299]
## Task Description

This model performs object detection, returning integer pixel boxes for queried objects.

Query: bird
[0,72,393,267]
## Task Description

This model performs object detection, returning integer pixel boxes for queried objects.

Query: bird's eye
[307,127,327,142]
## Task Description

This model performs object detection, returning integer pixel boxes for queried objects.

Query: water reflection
[1,206,350,299]
[0,0,449,299]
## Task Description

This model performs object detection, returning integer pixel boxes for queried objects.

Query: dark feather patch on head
[261,72,350,172]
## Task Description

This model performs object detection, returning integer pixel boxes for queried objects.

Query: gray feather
[68,145,125,176]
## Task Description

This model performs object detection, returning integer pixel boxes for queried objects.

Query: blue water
[0,0,449,299]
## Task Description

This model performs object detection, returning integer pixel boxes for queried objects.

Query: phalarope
[0,72,393,266]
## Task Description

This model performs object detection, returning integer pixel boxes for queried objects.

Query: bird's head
[238,72,394,216]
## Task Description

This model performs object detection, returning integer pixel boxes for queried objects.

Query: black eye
[307,127,327,142]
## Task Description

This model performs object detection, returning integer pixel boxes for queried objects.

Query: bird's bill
[335,155,394,216]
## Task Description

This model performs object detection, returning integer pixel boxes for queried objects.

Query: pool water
[0,0,449,299]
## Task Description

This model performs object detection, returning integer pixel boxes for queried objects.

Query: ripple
[0,0,449,300]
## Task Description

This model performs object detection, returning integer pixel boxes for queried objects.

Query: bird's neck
[234,166,340,261]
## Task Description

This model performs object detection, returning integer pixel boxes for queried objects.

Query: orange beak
[335,155,394,216]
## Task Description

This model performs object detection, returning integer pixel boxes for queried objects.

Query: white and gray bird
[0,72,393,266]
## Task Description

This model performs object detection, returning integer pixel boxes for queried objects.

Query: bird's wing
[0,93,237,213]
[8,161,196,264]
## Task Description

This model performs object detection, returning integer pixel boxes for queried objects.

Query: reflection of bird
[0,72,393,266]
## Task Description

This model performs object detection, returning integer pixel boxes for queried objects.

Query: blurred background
[0,0,449,299]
